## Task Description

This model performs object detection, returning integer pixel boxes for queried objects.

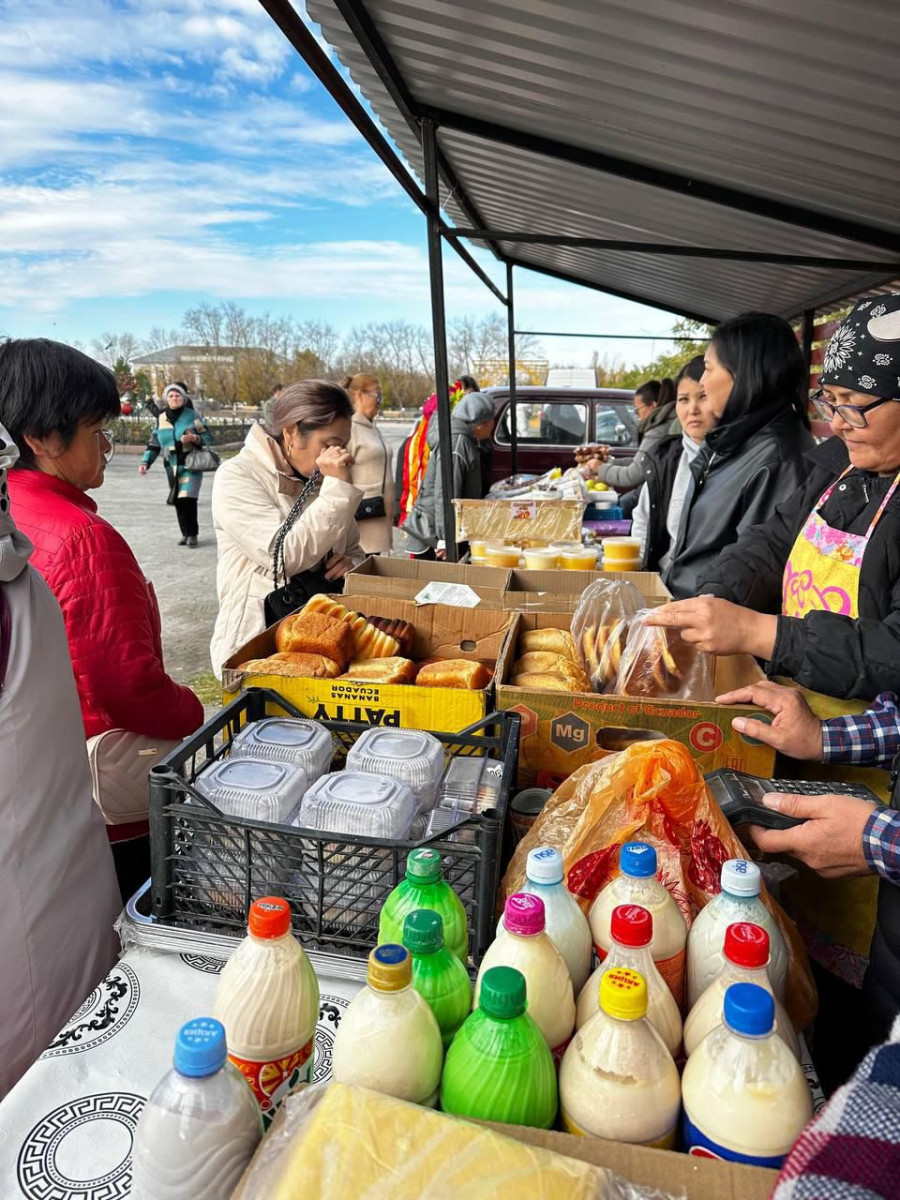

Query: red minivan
[486,386,639,484]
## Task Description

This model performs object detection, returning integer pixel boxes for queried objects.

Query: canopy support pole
[507,263,518,477]
[801,308,816,393]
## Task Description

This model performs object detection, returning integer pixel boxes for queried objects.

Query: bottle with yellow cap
[331,944,444,1107]
[559,967,680,1147]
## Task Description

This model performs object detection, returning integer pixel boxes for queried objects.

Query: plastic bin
[148,688,520,965]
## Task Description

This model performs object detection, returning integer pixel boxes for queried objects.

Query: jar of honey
[485,543,522,569]
[560,547,599,571]
[522,547,560,570]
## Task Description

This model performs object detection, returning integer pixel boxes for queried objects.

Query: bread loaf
[236,651,342,679]
[520,628,577,662]
[513,652,591,692]
[340,657,418,685]
[296,594,400,660]
[617,624,694,697]
[274,611,354,669]
[416,660,491,690]
[512,673,572,692]
[368,616,416,658]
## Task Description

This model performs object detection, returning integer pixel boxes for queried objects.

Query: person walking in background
[139,382,213,547]
[579,378,677,493]
[343,372,395,554]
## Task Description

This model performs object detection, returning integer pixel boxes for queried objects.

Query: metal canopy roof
[305,0,900,322]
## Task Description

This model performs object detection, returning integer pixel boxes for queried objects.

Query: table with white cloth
[0,888,363,1200]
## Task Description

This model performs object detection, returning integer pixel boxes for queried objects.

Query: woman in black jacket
[650,294,900,701]
[662,313,814,600]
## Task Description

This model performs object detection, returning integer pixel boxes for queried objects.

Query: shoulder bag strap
[271,469,322,589]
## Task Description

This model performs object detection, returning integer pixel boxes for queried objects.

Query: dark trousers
[174,497,199,537]
[110,834,151,906]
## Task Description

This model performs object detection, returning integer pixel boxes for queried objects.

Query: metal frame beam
[800,308,816,387]
[507,263,518,476]
[516,330,703,340]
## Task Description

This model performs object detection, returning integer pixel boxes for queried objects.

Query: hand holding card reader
[705,768,881,831]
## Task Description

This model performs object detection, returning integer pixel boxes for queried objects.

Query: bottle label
[682,1114,785,1168]
[229,1038,314,1128]
[563,1108,676,1149]
[593,945,686,1011]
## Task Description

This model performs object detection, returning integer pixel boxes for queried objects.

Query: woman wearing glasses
[139,382,213,548]
[650,293,900,702]
[343,372,395,554]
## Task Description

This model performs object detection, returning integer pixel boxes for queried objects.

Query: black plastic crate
[149,688,519,965]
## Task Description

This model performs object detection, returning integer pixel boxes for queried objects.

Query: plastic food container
[194,758,308,824]
[485,543,522,569]
[601,536,642,563]
[229,717,334,781]
[601,557,640,573]
[522,547,560,570]
[560,547,599,570]
[346,728,446,813]
[469,539,487,558]
[294,771,418,839]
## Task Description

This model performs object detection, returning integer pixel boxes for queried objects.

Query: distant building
[131,345,244,398]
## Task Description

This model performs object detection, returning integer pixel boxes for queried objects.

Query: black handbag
[263,470,344,626]
[355,495,386,522]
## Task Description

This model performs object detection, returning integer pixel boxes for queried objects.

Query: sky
[0,0,684,368]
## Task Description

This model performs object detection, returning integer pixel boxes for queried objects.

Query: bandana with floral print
[820,292,900,397]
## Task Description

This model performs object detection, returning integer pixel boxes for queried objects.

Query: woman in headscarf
[139,382,213,547]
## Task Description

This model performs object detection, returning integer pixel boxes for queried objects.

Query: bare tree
[294,321,340,377]
[91,331,140,368]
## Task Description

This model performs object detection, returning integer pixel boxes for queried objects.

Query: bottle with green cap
[379,849,468,963]
[332,944,444,1107]
[402,909,472,1048]
[559,967,680,1147]
[440,965,558,1128]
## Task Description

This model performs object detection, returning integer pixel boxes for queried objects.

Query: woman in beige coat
[210,380,365,674]
[343,372,395,554]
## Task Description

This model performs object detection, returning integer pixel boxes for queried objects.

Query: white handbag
[85,729,181,825]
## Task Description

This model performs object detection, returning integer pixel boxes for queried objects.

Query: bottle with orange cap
[212,896,319,1126]
[559,967,680,1147]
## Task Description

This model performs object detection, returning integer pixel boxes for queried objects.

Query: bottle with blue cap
[686,858,789,1008]
[506,846,592,992]
[682,982,812,1167]
[131,1018,262,1200]
[588,842,688,1008]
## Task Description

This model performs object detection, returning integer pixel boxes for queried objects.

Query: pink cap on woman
[504,893,546,936]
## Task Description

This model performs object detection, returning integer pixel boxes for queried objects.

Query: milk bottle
[577,904,682,1057]
[475,893,576,1063]
[560,967,680,1147]
[516,846,592,993]
[212,896,319,1124]
[687,859,788,1007]
[589,843,687,1007]
[682,982,812,1166]
[332,944,443,1106]
[684,922,799,1060]
[131,1018,262,1200]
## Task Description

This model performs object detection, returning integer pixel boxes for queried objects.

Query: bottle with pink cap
[474,893,575,1063]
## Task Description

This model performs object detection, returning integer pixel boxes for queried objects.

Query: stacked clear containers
[345,728,445,814]
[229,717,334,789]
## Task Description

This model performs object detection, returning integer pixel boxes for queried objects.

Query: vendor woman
[649,293,900,702]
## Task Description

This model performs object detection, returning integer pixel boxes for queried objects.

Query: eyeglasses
[96,428,115,462]
[812,390,900,429]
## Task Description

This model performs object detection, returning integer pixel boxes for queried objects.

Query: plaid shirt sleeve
[863,807,900,886]
[821,692,900,769]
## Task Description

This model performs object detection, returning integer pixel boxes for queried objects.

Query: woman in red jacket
[0,338,203,900]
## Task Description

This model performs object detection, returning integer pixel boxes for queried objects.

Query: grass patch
[189,670,222,706]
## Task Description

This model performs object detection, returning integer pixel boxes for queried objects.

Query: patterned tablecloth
[0,944,362,1200]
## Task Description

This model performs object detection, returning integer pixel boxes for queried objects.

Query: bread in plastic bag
[614,609,714,701]
[501,739,817,1032]
[233,1081,685,1200]
[571,579,644,692]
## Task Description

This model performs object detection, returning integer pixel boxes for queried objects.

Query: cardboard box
[454,497,584,544]
[498,612,776,788]
[222,596,519,733]
[503,568,671,614]
[345,556,510,609]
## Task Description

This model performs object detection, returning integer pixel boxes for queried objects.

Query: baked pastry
[416,660,492,690]
[520,628,577,662]
[579,620,628,691]
[297,595,400,660]
[512,673,572,692]
[340,657,418,685]
[236,651,341,679]
[368,616,416,658]
[617,624,695,697]
[513,652,591,692]
[274,611,354,670]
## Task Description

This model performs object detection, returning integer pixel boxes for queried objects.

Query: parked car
[485,386,638,484]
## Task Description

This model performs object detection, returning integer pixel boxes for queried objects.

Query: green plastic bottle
[403,910,473,1048]
[379,850,468,963]
[439,966,558,1128]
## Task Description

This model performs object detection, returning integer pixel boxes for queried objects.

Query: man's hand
[323,552,353,581]
[716,680,824,760]
[748,792,877,879]
[645,597,778,660]
[138,463,149,475]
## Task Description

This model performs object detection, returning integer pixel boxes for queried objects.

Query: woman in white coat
[343,372,395,554]
[0,426,120,1096]
[210,380,365,674]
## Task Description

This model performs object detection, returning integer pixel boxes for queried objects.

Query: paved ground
[96,422,414,691]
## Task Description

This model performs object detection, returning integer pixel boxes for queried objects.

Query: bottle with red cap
[213,897,319,1125]
[474,893,575,1063]
[576,904,682,1056]
[684,922,800,1059]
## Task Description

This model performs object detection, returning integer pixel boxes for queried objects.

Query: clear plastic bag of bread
[501,739,817,1033]
[570,578,643,692]
[614,608,714,701]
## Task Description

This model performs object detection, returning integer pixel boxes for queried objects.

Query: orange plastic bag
[502,739,817,1030]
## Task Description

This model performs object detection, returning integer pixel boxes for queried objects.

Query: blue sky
[0,0,683,366]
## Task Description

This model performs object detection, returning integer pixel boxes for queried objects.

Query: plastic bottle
[379,849,468,963]
[684,922,800,1060]
[589,842,688,1007]
[560,967,680,1147]
[131,1018,262,1200]
[682,982,812,1166]
[516,846,592,993]
[403,909,473,1048]
[686,859,788,1007]
[440,965,558,1128]
[475,893,576,1063]
[212,896,319,1124]
[576,904,682,1057]
[332,944,443,1106]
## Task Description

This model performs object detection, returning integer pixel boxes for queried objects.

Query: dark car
[485,386,639,484]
